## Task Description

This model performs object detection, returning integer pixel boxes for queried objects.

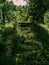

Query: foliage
[28,0,49,23]
[0,0,16,22]
[16,6,29,23]
[0,0,49,65]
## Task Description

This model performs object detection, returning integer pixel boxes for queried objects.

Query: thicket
[0,0,49,65]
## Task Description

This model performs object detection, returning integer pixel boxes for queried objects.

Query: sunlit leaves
[16,6,29,23]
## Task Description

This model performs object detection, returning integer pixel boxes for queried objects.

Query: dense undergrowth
[0,22,49,65]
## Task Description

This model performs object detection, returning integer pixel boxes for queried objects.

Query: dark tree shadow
[29,23,49,64]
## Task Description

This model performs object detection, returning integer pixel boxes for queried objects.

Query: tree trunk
[2,2,5,23]
[2,9,5,22]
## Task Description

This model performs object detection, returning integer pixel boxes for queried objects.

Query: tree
[0,0,6,22]
[16,6,29,23]
[0,0,16,22]
[28,0,49,23]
